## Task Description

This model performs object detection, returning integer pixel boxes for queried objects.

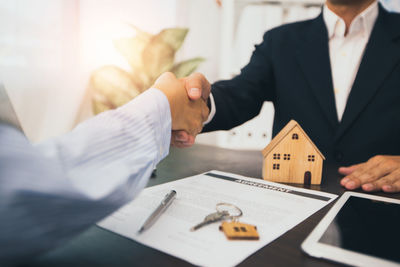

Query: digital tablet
[301,191,400,267]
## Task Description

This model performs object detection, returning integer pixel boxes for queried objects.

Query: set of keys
[190,203,259,240]
[190,203,241,231]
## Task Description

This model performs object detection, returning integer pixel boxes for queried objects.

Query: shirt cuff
[203,93,216,125]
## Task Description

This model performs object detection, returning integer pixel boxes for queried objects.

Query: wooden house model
[262,120,325,185]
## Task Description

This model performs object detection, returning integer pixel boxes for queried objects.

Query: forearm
[36,88,171,199]
[203,78,272,132]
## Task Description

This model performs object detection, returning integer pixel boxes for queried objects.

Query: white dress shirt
[0,88,171,263]
[206,1,378,123]
[324,1,378,120]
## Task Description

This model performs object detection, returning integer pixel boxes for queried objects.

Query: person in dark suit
[175,0,400,193]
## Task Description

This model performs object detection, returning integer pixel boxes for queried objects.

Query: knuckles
[377,158,400,171]
[359,171,374,180]
[370,155,385,163]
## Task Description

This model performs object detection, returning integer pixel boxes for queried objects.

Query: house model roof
[262,120,325,160]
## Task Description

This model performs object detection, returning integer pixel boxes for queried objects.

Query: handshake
[153,72,211,148]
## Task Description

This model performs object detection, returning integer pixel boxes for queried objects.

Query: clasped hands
[152,72,211,146]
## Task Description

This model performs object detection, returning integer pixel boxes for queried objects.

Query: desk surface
[26,144,400,267]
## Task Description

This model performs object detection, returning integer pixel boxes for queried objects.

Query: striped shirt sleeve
[0,88,171,263]
[37,88,172,199]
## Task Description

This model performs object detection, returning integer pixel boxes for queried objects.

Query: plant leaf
[114,36,150,71]
[92,92,116,115]
[141,28,190,79]
[171,57,205,78]
[153,28,189,52]
[130,69,152,93]
[128,24,152,41]
[90,65,140,114]
[142,40,175,80]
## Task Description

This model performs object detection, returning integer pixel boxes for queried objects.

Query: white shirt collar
[323,1,379,39]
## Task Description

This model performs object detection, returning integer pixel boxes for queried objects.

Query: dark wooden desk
[25,144,400,267]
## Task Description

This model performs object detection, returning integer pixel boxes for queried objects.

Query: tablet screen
[318,196,400,263]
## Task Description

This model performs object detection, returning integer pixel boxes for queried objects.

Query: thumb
[188,88,201,100]
[184,72,210,101]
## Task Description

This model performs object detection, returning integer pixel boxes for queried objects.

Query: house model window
[262,120,325,185]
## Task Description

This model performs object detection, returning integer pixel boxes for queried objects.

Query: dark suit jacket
[203,4,400,165]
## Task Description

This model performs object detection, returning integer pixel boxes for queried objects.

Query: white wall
[381,0,400,11]
[175,0,222,84]
[0,0,81,142]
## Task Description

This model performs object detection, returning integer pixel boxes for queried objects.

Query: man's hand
[339,155,400,193]
[171,72,211,147]
[153,72,209,136]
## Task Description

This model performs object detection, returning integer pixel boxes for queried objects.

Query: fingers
[172,131,190,142]
[183,98,208,135]
[184,72,211,101]
[187,121,203,137]
[171,131,195,148]
[338,163,362,176]
[340,156,388,190]
[363,170,400,192]
[169,97,205,135]
[183,135,196,147]
[340,155,400,192]
[383,179,400,193]
[339,163,364,187]
[171,139,193,148]
[171,99,206,148]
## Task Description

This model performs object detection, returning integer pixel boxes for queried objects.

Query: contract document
[98,171,337,267]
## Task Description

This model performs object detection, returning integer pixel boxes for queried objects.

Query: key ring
[216,203,243,220]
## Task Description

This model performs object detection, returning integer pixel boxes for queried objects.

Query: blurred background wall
[0,0,398,147]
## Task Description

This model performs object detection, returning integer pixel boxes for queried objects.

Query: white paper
[98,171,337,267]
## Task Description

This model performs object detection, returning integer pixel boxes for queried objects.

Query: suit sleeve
[203,32,276,132]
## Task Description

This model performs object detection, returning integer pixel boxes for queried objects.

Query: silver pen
[138,190,176,233]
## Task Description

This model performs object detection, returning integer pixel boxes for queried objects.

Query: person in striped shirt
[0,72,208,263]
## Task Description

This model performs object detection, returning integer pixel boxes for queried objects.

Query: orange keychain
[219,221,259,240]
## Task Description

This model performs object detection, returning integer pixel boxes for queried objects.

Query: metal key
[190,210,230,231]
